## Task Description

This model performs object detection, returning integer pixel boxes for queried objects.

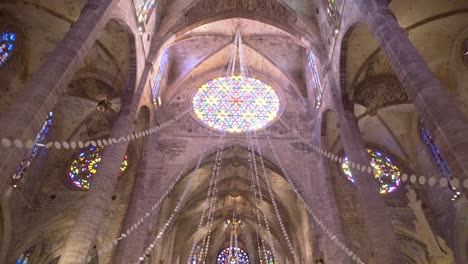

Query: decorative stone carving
[354,75,409,111]
[185,0,297,24]
[406,187,455,264]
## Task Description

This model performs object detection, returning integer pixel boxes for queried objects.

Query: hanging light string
[199,137,225,262]
[84,127,211,263]
[85,162,189,263]
[251,131,299,263]
[186,134,225,263]
[236,31,280,263]
[277,113,465,198]
[246,132,278,263]
[135,133,213,264]
[2,110,188,152]
[265,132,365,264]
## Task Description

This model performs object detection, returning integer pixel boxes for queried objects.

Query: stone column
[326,69,405,263]
[268,139,347,263]
[58,104,137,264]
[114,137,168,264]
[354,0,468,186]
[0,0,113,193]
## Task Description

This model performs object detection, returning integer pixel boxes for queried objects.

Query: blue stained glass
[1,31,16,66]
[13,112,54,182]
[152,48,170,103]
[307,51,323,108]
[216,247,250,264]
[420,125,452,183]
[17,247,34,264]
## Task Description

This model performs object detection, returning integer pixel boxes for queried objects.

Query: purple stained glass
[420,125,451,180]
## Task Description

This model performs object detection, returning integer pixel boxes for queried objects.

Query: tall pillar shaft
[355,0,468,186]
[327,69,405,263]
[59,106,137,264]
[114,138,167,264]
[0,0,113,192]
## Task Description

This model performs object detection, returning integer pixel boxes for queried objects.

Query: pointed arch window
[0,30,17,67]
[17,246,35,264]
[137,0,156,25]
[420,124,452,187]
[307,51,324,109]
[152,48,170,105]
[12,112,53,184]
[324,0,340,28]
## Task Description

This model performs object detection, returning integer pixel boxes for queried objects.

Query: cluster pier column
[0,0,114,193]
[58,102,138,264]
[114,138,168,264]
[354,0,468,186]
[326,68,405,263]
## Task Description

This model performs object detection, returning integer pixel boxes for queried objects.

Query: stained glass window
[341,148,401,194]
[152,48,170,104]
[307,51,323,108]
[13,112,54,182]
[324,0,339,27]
[17,246,34,264]
[69,146,129,190]
[420,125,452,183]
[193,76,280,133]
[137,0,156,25]
[216,247,250,264]
[261,250,274,264]
[0,30,16,67]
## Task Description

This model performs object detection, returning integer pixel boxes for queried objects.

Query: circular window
[216,247,250,264]
[68,146,129,190]
[192,76,280,133]
[341,148,401,194]
[0,30,17,67]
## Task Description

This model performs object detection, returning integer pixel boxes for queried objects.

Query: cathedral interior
[0,0,468,263]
